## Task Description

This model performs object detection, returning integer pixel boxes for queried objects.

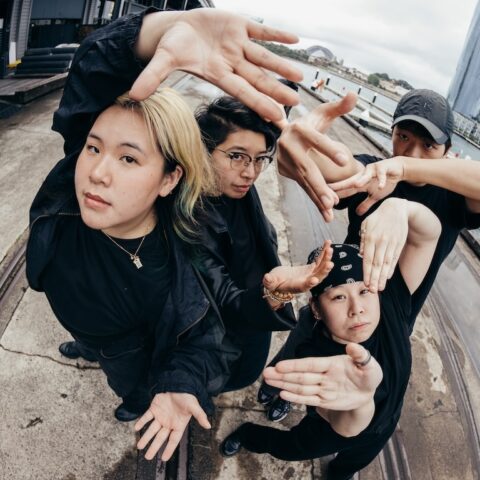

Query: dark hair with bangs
[394,119,452,151]
[195,96,280,154]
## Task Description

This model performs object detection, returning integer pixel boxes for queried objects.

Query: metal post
[358,87,362,95]
[111,0,122,20]
[0,0,14,78]
[97,0,105,25]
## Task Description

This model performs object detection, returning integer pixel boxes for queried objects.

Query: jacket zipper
[176,302,209,345]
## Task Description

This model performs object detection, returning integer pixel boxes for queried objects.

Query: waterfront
[295,61,480,160]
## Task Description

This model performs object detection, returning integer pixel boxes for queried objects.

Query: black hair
[195,96,280,154]
[394,120,452,151]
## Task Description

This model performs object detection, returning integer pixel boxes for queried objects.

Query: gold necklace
[103,231,148,269]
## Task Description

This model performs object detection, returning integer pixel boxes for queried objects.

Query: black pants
[222,331,272,392]
[237,413,396,480]
[74,336,152,411]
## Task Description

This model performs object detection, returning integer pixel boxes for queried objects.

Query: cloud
[215,0,477,94]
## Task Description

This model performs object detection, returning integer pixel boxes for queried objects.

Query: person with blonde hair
[27,87,236,463]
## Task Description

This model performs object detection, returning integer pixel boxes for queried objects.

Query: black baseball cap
[392,89,454,145]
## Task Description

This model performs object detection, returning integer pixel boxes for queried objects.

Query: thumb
[346,343,369,366]
[129,49,174,100]
[190,402,211,430]
[331,91,357,117]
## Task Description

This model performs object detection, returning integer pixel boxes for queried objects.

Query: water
[295,61,480,160]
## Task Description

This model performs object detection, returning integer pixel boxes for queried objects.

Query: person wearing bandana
[220,198,441,480]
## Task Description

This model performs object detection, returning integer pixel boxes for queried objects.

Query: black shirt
[42,216,171,347]
[340,154,480,324]
[214,196,267,288]
[297,268,412,434]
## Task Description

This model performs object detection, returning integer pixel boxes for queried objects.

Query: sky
[214,0,478,95]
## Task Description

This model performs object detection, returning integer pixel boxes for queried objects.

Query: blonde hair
[116,88,216,242]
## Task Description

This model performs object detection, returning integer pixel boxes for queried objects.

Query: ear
[158,165,183,197]
[309,297,322,320]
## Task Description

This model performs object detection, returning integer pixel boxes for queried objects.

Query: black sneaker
[58,341,97,362]
[220,431,243,457]
[267,397,291,422]
[257,386,275,406]
[114,403,144,422]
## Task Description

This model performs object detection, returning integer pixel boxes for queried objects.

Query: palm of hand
[267,264,318,292]
[321,356,382,411]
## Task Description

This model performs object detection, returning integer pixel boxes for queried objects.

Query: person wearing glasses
[195,96,297,391]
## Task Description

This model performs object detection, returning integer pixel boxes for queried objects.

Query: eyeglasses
[215,148,274,173]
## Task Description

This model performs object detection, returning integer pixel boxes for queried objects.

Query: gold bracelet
[262,286,294,304]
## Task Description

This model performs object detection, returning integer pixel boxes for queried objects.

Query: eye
[399,133,409,142]
[255,155,273,164]
[86,145,99,154]
[228,152,247,161]
[120,155,138,165]
[332,294,346,301]
[423,142,436,151]
[360,288,370,295]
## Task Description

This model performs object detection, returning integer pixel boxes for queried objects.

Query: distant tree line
[368,72,413,90]
[255,40,309,63]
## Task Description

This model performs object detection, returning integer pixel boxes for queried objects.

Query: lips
[349,323,369,330]
[233,184,252,191]
[84,192,111,208]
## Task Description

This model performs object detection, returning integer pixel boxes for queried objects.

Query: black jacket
[197,188,296,332]
[26,10,237,414]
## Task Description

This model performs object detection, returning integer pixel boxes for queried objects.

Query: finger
[263,273,280,291]
[377,247,395,291]
[137,419,161,450]
[361,228,375,287]
[345,343,372,369]
[161,430,184,462]
[323,91,357,120]
[376,165,387,189]
[265,380,324,396]
[144,427,171,461]
[215,72,288,123]
[244,42,303,87]
[388,247,402,279]
[275,356,331,374]
[135,409,154,431]
[265,370,324,385]
[247,21,299,45]
[355,195,378,216]
[334,187,363,199]
[278,390,321,407]
[306,136,354,167]
[130,49,175,100]
[368,238,388,293]
[235,60,299,107]
[329,172,365,192]
[190,403,211,430]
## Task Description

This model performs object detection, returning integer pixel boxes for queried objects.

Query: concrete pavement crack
[0,343,101,370]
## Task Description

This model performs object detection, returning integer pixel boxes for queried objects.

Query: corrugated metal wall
[10,0,33,60]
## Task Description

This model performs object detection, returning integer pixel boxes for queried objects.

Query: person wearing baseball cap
[221,196,441,480]
[258,88,480,426]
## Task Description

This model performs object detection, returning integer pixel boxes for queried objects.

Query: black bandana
[309,244,363,297]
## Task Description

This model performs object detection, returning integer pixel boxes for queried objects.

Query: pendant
[132,255,143,269]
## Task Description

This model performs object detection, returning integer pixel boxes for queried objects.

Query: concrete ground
[0,75,479,480]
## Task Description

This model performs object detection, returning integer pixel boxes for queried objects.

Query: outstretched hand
[263,343,382,411]
[131,9,303,122]
[135,392,211,461]
[330,157,405,215]
[276,93,358,222]
[359,197,409,292]
[263,240,333,293]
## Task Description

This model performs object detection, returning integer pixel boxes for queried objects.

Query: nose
[89,155,112,186]
[348,296,364,317]
[240,160,256,179]
[404,142,424,159]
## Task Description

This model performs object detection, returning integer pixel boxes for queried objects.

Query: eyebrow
[87,133,146,155]
[225,145,269,154]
